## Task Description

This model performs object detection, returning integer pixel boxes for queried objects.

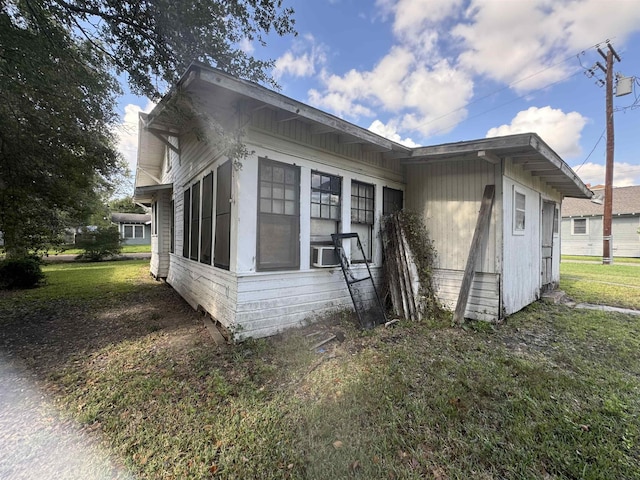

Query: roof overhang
[401,133,592,199]
[134,183,173,206]
[143,62,412,156]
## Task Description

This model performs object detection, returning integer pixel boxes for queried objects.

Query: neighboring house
[134,63,591,339]
[561,185,640,257]
[111,213,151,245]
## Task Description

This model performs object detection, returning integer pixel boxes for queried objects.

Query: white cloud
[309,49,474,136]
[368,119,419,147]
[486,106,587,158]
[273,34,327,80]
[116,101,156,178]
[453,0,640,92]
[238,37,254,54]
[573,162,640,188]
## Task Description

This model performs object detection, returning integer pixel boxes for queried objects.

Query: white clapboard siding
[432,269,500,321]
[249,109,403,177]
[166,256,238,328]
[234,267,383,339]
[404,159,499,274]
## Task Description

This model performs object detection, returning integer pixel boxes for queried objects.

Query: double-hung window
[257,159,300,270]
[123,224,144,239]
[351,181,375,262]
[311,171,341,245]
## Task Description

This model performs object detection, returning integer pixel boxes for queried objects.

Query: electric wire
[574,128,606,173]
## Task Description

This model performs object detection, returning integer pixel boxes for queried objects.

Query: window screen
[200,172,213,264]
[183,189,190,258]
[215,161,232,270]
[190,181,200,261]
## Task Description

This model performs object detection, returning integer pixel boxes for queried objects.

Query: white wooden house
[561,185,640,258]
[135,63,591,338]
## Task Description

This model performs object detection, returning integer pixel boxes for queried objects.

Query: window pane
[285,201,295,215]
[260,165,272,181]
[273,166,284,183]
[273,200,284,214]
[285,186,295,200]
[273,185,284,199]
[124,225,133,238]
[311,191,321,204]
[331,206,339,219]
[260,182,271,199]
[321,205,330,218]
[134,225,143,238]
[311,204,320,217]
[311,172,321,189]
[285,168,295,184]
[260,199,271,213]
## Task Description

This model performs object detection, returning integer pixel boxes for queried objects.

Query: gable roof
[136,62,591,200]
[562,185,640,217]
[111,213,151,224]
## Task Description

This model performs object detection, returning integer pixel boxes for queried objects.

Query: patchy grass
[562,255,640,264]
[560,262,640,309]
[1,262,639,479]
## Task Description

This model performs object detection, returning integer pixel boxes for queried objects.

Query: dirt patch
[0,282,206,380]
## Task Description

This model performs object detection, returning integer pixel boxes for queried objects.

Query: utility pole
[596,43,621,265]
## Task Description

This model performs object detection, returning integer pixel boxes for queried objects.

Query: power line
[412,39,612,134]
[574,127,606,173]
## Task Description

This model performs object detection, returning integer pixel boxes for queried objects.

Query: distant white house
[111,213,151,246]
[561,185,640,258]
[134,63,591,339]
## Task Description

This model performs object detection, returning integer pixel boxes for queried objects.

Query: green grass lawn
[0,262,638,479]
[560,262,640,309]
[562,255,640,264]
[52,244,151,255]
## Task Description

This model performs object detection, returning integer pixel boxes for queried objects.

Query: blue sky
[117,0,640,189]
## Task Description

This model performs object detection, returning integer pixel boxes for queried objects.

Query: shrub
[76,226,122,261]
[0,256,44,289]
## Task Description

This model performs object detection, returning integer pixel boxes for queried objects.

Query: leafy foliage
[0,0,295,257]
[76,226,122,261]
[34,0,296,99]
[0,5,122,257]
[0,256,44,289]
[109,197,147,214]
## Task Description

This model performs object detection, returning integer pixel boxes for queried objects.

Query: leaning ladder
[331,233,387,328]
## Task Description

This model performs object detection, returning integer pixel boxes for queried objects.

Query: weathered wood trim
[454,184,495,324]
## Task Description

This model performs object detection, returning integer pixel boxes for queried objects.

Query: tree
[0,7,122,257]
[33,0,296,100]
[0,0,296,257]
[109,197,147,214]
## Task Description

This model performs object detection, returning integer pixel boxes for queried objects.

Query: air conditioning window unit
[312,246,339,267]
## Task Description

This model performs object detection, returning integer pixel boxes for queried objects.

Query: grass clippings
[0,260,638,479]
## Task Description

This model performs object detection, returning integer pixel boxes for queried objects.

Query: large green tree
[0,0,295,257]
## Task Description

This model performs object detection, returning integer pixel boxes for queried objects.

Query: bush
[0,256,44,289]
[76,226,122,261]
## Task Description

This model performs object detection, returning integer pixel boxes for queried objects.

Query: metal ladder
[331,233,387,328]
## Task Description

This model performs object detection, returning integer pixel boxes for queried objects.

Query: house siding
[502,158,562,315]
[561,215,640,257]
[153,119,399,338]
[405,159,500,320]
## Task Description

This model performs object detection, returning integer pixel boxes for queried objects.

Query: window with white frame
[123,224,144,239]
[351,180,375,261]
[257,158,300,271]
[513,189,526,234]
[311,171,341,244]
[572,218,588,235]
